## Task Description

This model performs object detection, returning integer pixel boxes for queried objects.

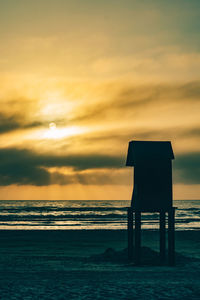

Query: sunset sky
[0,0,200,200]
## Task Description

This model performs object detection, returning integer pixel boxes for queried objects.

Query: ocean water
[0,200,199,230]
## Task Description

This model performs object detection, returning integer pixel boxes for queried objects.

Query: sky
[0,0,200,200]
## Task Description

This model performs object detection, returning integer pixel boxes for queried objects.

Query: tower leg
[168,208,175,266]
[135,211,141,265]
[127,208,133,261]
[160,211,166,263]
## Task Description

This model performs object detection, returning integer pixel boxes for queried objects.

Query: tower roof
[126,140,174,166]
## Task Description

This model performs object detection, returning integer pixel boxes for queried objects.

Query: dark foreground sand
[0,230,200,299]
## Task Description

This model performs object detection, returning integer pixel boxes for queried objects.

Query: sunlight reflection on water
[0,200,199,230]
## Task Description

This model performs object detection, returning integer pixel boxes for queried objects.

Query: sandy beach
[0,230,199,299]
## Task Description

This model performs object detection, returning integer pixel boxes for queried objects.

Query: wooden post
[160,210,166,263]
[135,211,141,265]
[127,207,133,261]
[168,208,175,266]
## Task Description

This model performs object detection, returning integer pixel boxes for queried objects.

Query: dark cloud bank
[0,147,199,186]
[0,148,124,186]
[173,153,200,185]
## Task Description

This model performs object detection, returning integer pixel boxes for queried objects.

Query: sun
[46,122,58,138]
[49,122,57,131]
[46,122,60,139]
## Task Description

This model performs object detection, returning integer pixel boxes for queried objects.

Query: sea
[0,200,199,230]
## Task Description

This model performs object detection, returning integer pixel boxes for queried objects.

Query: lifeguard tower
[126,141,175,265]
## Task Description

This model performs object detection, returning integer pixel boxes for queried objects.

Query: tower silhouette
[126,140,176,265]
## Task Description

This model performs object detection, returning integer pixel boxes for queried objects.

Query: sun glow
[42,123,85,139]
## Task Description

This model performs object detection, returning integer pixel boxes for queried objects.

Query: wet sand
[0,230,200,299]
